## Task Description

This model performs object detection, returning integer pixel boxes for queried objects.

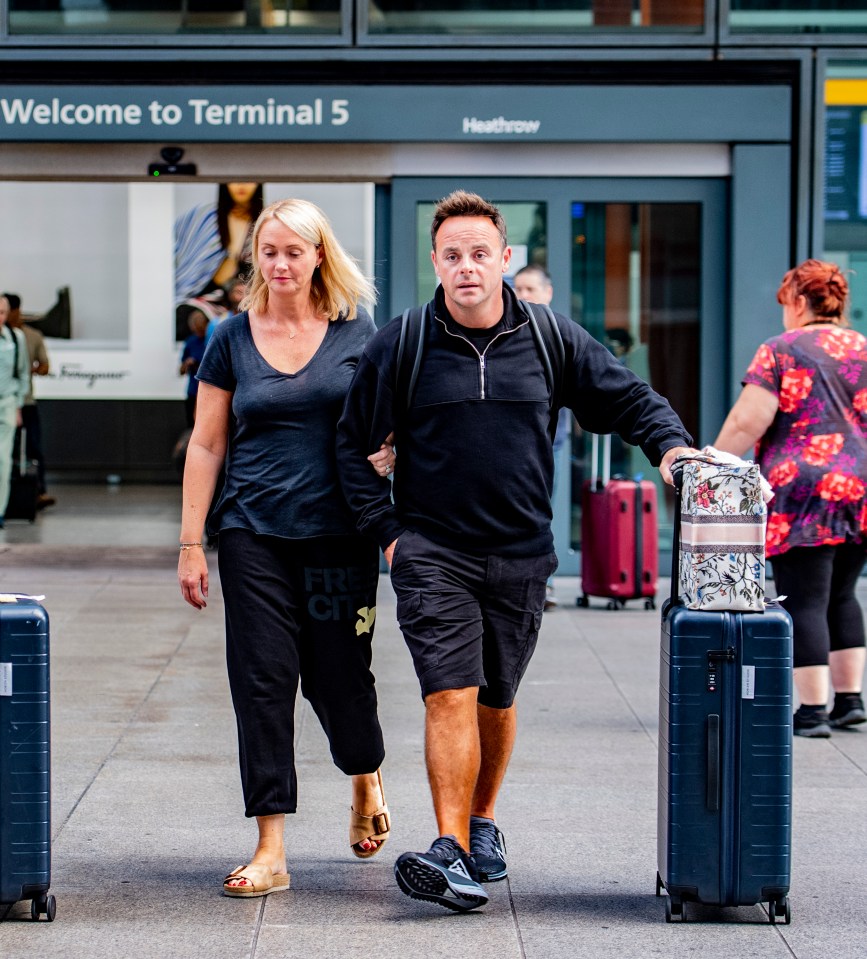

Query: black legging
[771,544,867,669]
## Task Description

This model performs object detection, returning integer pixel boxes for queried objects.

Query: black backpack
[394,299,566,438]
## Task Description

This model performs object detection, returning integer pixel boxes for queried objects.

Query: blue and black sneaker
[394,835,488,912]
[469,816,508,882]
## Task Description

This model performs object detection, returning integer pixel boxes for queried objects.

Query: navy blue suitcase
[0,596,55,921]
[656,472,793,924]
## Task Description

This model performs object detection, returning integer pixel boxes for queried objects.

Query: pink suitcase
[578,434,658,610]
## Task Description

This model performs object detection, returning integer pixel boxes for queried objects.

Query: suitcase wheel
[576,596,590,608]
[645,598,657,611]
[664,897,684,923]
[606,599,624,611]
[768,897,790,925]
[31,893,56,922]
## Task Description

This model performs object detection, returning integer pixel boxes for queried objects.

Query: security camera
[148,146,197,178]
[160,146,185,165]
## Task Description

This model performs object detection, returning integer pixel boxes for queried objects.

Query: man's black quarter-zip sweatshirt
[337,284,691,558]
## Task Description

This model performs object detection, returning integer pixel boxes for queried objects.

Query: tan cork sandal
[222,863,291,898]
[349,768,391,859]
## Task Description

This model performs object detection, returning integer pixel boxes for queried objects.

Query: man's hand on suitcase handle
[659,446,699,486]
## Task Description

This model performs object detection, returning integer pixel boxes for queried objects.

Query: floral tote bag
[677,454,769,612]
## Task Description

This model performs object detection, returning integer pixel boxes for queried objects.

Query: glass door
[390,177,727,573]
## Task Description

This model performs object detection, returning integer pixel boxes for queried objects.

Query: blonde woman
[178,199,395,896]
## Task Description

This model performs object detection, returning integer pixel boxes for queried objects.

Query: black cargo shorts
[389,529,558,708]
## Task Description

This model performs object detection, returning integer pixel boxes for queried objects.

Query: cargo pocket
[394,587,440,675]
[395,588,422,627]
[525,573,550,618]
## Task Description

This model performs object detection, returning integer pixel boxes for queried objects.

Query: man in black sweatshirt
[337,190,693,913]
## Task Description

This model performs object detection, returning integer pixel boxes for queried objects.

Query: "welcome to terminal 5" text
[0,96,350,128]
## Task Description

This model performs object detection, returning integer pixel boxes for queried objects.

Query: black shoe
[793,706,832,738]
[469,816,507,882]
[394,835,488,912]
[829,693,867,729]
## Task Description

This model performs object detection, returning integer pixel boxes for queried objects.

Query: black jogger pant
[218,528,385,817]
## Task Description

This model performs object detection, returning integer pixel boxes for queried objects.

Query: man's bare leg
[393,684,488,911]
[471,702,517,820]
[424,686,480,851]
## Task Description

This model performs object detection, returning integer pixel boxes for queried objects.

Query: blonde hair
[242,199,376,321]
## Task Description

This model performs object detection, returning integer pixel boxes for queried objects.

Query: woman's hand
[178,547,209,610]
[367,432,396,479]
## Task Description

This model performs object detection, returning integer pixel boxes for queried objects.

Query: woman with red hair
[715,259,867,737]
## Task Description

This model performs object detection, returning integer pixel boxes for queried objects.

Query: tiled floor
[0,483,182,547]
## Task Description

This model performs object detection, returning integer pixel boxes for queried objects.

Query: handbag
[676,449,771,612]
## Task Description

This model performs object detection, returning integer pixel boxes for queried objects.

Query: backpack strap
[395,302,431,413]
[522,300,566,421]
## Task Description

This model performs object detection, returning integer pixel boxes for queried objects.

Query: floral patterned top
[743,324,867,556]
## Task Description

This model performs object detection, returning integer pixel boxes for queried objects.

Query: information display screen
[824,80,867,256]
[824,104,865,223]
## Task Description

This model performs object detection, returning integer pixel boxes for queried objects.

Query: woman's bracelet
[179,542,203,551]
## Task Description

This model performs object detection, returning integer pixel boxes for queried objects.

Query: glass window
[569,201,701,552]
[729,1,867,35]
[368,1,703,36]
[0,180,372,402]
[7,0,340,36]
[0,182,130,343]
[823,67,867,328]
[0,180,372,349]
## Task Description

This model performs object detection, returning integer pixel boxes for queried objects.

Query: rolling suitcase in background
[656,467,793,924]
[578,433,658,610]
[0,595,55,921]
[6,430,39,523]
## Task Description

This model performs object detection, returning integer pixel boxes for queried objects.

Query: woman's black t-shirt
[198,308,375,539]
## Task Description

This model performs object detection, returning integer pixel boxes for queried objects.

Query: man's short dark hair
[431,191,508,250]
[2,293,21,311]
[514,265,552,286]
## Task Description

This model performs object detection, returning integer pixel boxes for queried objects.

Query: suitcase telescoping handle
[590,433,611,491]
[18,427,27,473]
